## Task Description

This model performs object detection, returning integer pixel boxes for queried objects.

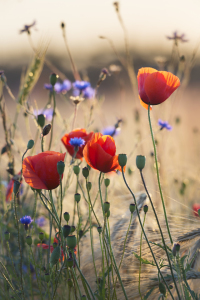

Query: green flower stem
[39,193,59,227]
[138,213,146,299]
[47,212,52,271]
[140,170,181,300]
[148,104,173,245]
[107,219,117,298]
[30,247,44,300]
[73,252,96,300]
[86,179,101,227]
[6,241,19,283]
[59,175,63,225]
[48,88,56,150]
[99,233,106,299]
[71,267,82,299]
[121,169,175,300]
[99,172,129,300]
[28,251,33,300]
[13,195,24,300]
[72,176,79,226]
[41,135,44,152]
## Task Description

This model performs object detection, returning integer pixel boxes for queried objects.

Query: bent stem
[148,104,173,244]
[121,169,175,300]
[138,213,146,299]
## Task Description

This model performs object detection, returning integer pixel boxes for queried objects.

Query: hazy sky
[1,0,200,68]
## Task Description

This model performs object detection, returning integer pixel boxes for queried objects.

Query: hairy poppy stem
[147,104,173,245]
[140,170,181,300]
[121,169,175,300]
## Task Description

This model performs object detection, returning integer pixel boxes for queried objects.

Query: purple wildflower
[83,87,95,99]
[35,217,45,227]
[69,137,85,147]
[73,81,91,91]
[158,119,172,131]
[44,84,53,92]
[54,80,71,94]
[20,21,36,34]
[102,126,121,137]
[34,108,53,122]
[20,216,33,225]
[166,31,188,43]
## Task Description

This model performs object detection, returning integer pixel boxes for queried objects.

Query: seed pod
[44,273,50,282]
[74,193,81,203]
[143,205,148,214]
[118,154,127,167]
[27,139,34,150]
[64,212,70,222]
[26,236,32,246]
[129,204,135,213]
[37,114,45,128]
[67,235,77,249]
[57,161,65,175]
[82,167,89,178]
[71,226,76,233]
[66,258,73,268]
[103,202,110,213]
[104,178,110,187]
[159,282,166,296]
[50,246,61,267]
[136,155,146,170]
[39,232,44,241]
[97,226,102,234]
[63,225,71,238]
[42,124,52,136]
[73,165,80,175]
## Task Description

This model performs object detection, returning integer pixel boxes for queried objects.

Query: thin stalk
[140,170,181,299]
[99,233,106,299]
[138,213,146,299]
[59,175,63,225]
[39,193,59,227]
[48,89,56,150]
[148,104,173,244]
[71,104,78,131]
[30,247,44,300]
[121,168,175,300]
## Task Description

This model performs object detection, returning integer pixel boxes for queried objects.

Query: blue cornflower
[54,80,72,94]
[158,119,172,131]
[20,216,33,225]
[34,108,53,122]
[102,126,121,137]
[35,217,45,227]
[69,137,85,147]
[44,84,53,91]
[83,87,95,99]
[19,21,36,34]
[73,81,91,91]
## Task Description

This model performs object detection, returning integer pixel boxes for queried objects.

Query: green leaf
[144,287,155,299]
[133,252,156,266]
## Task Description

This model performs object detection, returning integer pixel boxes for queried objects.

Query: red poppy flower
[192,204,200,217]
[22,151,66,190]
[83,132,122,173]
[61,128,93,159]
[137,67,180,106]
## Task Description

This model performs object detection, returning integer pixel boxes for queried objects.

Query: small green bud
[73,165,80,175]
[71,226,76,233]
[175,243,180,252]
[57,161,65,175]
[159,282,166,296]
[169,285,173,290]
[61,22,65,29]
[82,167,89,178]
[44,273,50,282]
[42,124,52,136]
[74,193,81,203]
[129,203,136,213]
[103,201,110,213]
[66,258,73,268]
[104,178,110,187]
[66,235,77,249]
[67,278,73,288]
[64,212,70,222]
[13,180,20,195]
[86,181,92,191]
[39,232,44,242]
[50,73,58,86]
[34,238,39,246]
[106,210,110,218]
[97,226,102,234]
[50,246,61,267]
[63,225,71,238]
[27,139,34,150]
[37,114,45,128]
[118,154,127,167]
[143,205,148,214]
[26,236,32,246]
[53,242,57,249]
[4,231,10,241]
[136,155,146,170]
[172,243,180,256]
[79,230,83,238]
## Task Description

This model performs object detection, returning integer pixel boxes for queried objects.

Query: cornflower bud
[66,258,73,268]
[13,181,20,195]
[4,231,10,241]
[97,226,102,234]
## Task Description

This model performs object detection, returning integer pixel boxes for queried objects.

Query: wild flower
[34,108,53,122]
[61,129,93,159]
[20,216,33,225]
[137,67,180,107]
[44,84,53,91]
[69,137,85,147]
[35,217,46,227]
[82,87,95,99]
[19,21,36,34]
[83,132,122,173]
[22,151,66,190]
[73,81,91,90]
[158,119,172,131]
[102,126,121,137]
[166,31,188,43]
[192,204,200,217]
[54,80,71,94]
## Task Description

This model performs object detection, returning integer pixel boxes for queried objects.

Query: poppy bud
[82,167,89,178]
[143,205,148,214]
[118,154,127,167]
[97,226,102,234]
[104,178,110,187]
[67,235,77,249]
[106,210,110,218]
[63,225,71,238]
[53,242,57,249]
[136,155,146,170]
[67,278,73,288]
[71,226,76,233]
[50,73,58,86]
[26,236,32,246]
[57,161,65,175]
[13,180,21,195]
[64,212,70,222]
[39,232,44,241]
[37,114,45,128]
[66,258,73,268]
[4,231,10,241]
[74,193,81,203]
[129,204,135,213]
[79,230,83,238]
[159,282,166,296]
[45,273,50,282]
[103,202,110,213]
[73,165,80,175]
[27,139,34,150]
[42,124,52,136]
[86,182,92,191]
[50,246,61,267]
